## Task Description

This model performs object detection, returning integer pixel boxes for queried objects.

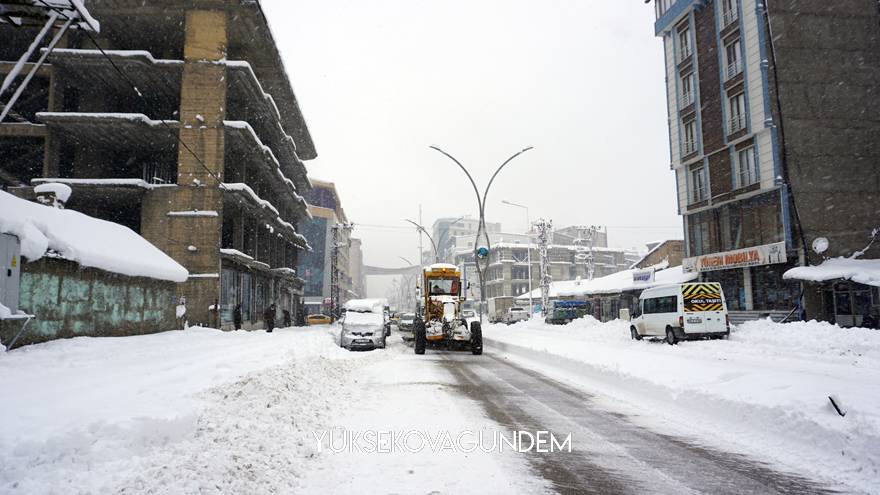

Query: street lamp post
[429,145,534,324]
[398,256,417,311]
[405,219,439,263]
[502,200,533,317]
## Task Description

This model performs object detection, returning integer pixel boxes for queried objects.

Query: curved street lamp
[435,215,467,263]
[405,219,439,263]
[429,145,534,323]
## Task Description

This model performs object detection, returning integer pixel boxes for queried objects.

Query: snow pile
[0,326,382,493]
[0,190,187,282]
[784,256,880,287]
[484,318,880,492]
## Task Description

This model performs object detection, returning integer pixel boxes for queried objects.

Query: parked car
[628,282,730,345]
[339,310,386,350]
[306,314,332,325]
[545,300,590,325]
[503,306,529,324]
[398,312,416,341]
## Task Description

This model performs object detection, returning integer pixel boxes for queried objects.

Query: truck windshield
[427,278,459,296]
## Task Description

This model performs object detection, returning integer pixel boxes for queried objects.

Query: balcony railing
[722,8,739,28]
[678,47,692,63]
[683,138,697,155]
[729,113,746,133]
[725,58,743,80]
[680,90,694,107]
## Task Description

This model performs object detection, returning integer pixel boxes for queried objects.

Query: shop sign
[683,242,786,273]
[632,268,655,283]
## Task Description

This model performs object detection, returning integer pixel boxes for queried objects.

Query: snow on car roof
[344,298,388,313]
[0,190,188,282]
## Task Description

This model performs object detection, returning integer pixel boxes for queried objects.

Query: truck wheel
[631,327,642,341]
[665,327,677,346]
[470,321,483,355]
[414,319,426,355]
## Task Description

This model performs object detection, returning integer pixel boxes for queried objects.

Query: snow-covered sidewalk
[0,326,381,493]
[483,318,880,493]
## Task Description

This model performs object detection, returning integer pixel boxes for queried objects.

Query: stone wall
[0,258,179,349]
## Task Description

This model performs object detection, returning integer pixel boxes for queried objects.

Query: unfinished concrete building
[0,1,317,328]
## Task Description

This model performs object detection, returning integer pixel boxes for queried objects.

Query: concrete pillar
[743,267,754,311]
[141,8,227,326]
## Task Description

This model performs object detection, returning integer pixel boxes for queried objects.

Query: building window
[736,146,758,187]
[724,37,743,80]
[656,0,674,20]
[721,0,739,28]
[678,26,692,61]
[683,119,698,155]
[728,92,746,133]
[690,165,708,203]
[680,72,695,107]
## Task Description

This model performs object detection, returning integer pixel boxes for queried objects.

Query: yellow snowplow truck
[414,263,482,355]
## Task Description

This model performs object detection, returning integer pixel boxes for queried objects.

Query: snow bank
[484,318,880,492]
[0,326,379,493]
[784,256,880,287]
[0,190,187,282]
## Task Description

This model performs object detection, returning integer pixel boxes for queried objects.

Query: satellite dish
[812,237,829,254]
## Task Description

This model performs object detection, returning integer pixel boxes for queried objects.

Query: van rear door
[680,283,727,334]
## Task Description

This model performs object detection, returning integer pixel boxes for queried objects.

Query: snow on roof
[516,263,696,300]
[32,178,172,189]
[0,191,188,282]
[784,257,880,287]
[33,183,71,203]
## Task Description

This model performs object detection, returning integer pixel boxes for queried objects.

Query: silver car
[340,310,387,350]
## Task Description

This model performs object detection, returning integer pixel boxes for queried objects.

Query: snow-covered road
[1,319,874,493]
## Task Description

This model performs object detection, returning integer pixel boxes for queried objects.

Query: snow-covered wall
[0,191,187,282]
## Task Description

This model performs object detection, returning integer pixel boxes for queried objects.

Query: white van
[629,282,729,345]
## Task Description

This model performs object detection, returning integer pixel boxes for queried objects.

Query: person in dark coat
[282,309,292,328]
[862,307,879,330]
[264,304,276,333]
[233,304,243,330]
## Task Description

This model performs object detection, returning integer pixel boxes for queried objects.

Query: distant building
[432,216,501,264]
[633,240,684,269]
[297,179,355,315]
[452,227,640,301]
[651,0,880,324]
[349,238,366,298]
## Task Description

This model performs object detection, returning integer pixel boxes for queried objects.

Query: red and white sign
[683,242,786,273]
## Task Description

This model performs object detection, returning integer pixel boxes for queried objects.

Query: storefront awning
[784,257,880,287]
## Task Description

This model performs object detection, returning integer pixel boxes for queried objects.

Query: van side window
[644,296,677,314]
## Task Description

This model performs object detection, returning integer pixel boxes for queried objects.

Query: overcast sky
[263,0,680,297]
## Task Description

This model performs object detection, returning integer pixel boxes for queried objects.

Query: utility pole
[534,219,553,316]
[574,225,598,281]
[330,222,353,322]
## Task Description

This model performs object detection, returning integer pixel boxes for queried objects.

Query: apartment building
[297,179,356,315]
[653,0,880,322]
[452,228,639,300]
[0,1,316,328]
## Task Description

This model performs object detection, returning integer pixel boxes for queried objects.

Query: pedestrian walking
[264,303,276,333]
[283,309,292,328]
[233,303,243,330]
